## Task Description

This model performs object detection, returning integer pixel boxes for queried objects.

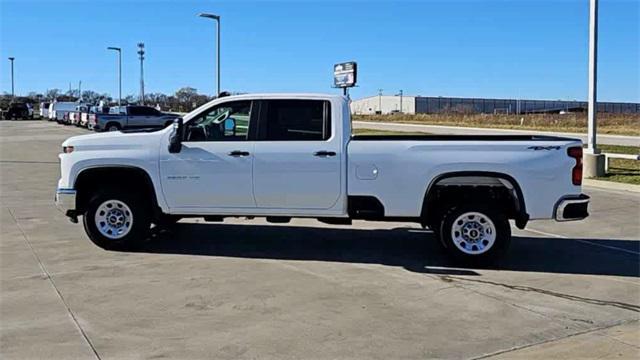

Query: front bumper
[55,188,77,220]
[555,194,590,221]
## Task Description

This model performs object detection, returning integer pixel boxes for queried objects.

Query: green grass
[590,144,640,185]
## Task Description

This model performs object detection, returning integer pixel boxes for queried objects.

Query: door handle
[228,150,250,157]
[314,151,336,157]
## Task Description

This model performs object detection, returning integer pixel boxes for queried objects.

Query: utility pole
[78,80,82,100]
[199,13,221,97]
[137,43,145,104]
[107,47,122,107]
[397,89,404,113]
[378,89,383,114]
[584,0,605,177]
[8,57,15,98]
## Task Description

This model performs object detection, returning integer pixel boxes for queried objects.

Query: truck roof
[218,93,347,102]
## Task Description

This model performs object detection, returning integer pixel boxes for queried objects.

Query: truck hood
[61,128,167,150]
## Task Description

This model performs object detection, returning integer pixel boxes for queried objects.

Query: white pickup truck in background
[55,94,589,263]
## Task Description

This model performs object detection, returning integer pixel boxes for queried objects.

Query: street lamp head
[199,12,220,20]
[8,57,15,61]
[107,47,121,51]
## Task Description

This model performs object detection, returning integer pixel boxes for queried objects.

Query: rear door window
[260,100,331,141]
[128,106,144,116]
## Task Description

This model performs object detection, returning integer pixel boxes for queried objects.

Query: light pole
[587,0,598,154]
[584,0,605,177]
[397,89,404,113]
[378,89,383,114]
[107,47,122,106]
[199,12,221,97]
[137,43,145,104]
[8,57,15,98]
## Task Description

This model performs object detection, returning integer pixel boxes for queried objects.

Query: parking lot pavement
[1,121,639,359]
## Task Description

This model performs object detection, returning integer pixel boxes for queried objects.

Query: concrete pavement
[353,120,640,147]
[1,121,639,359]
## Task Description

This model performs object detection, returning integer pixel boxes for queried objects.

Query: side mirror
[168,118,183,153]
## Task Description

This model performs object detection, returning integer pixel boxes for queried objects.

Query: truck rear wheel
[82,189,150,250]
[439,204,510,264]
[106,123,121,132]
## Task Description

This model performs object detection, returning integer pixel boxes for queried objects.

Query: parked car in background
[39,102,51,119]
[1,102,31,120]
[49,102,77,123]
[92,105,179,132]
[69,104,89,126]
[86,105,110,130]
[56,93,589,263]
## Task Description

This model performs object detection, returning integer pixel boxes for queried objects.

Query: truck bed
[352,134,578,141]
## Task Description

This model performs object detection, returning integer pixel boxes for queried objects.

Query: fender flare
[422,171,529,229]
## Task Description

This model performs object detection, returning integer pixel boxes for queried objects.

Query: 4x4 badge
[528,146,561,151]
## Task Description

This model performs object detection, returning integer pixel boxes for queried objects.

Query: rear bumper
[554,194,590,221]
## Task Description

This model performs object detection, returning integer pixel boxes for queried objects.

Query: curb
[583,179,640,193]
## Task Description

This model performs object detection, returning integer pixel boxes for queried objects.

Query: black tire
[82,189,151,250]
[105,122,121,132]
[438,204,511,264]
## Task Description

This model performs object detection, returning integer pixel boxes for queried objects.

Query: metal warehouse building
[351,95,640,115]
[350,95,416,115]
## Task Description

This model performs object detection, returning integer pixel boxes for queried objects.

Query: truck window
[261,100,331,141]
[128,106,144,116]
[136,106,160,116]
[184,101,252,142]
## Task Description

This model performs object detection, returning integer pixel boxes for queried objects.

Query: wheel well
[74,167,161,220]
[422,172,528,229]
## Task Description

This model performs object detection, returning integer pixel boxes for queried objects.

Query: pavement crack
[7,208,102,360]
[472,319,640,359]
[438,275,640,313]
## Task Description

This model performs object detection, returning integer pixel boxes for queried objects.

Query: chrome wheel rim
[451,212,496,255]
[94,200,133,239]
[107,125,119,132]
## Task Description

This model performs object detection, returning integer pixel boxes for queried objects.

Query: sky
[0,0,638,102]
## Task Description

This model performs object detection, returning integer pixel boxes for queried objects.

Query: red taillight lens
[63,146,74,154]
[568,146,583,185]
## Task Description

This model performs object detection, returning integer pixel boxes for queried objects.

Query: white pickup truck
[56,94,589,263]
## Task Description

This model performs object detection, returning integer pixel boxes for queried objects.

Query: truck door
[159,100,256,209]
[126,106,146,127]
[252,99,342,210]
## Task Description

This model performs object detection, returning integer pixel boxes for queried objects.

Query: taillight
[568,146,583,185]
[63,146,74,154]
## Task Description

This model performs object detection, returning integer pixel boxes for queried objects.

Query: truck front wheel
[83,189,150,250]
[439,204,511,263]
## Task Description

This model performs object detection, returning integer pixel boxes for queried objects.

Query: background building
[350,95,416,115]
[351,95,640,115]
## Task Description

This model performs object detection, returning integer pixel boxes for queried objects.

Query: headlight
[63,146,74,154]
